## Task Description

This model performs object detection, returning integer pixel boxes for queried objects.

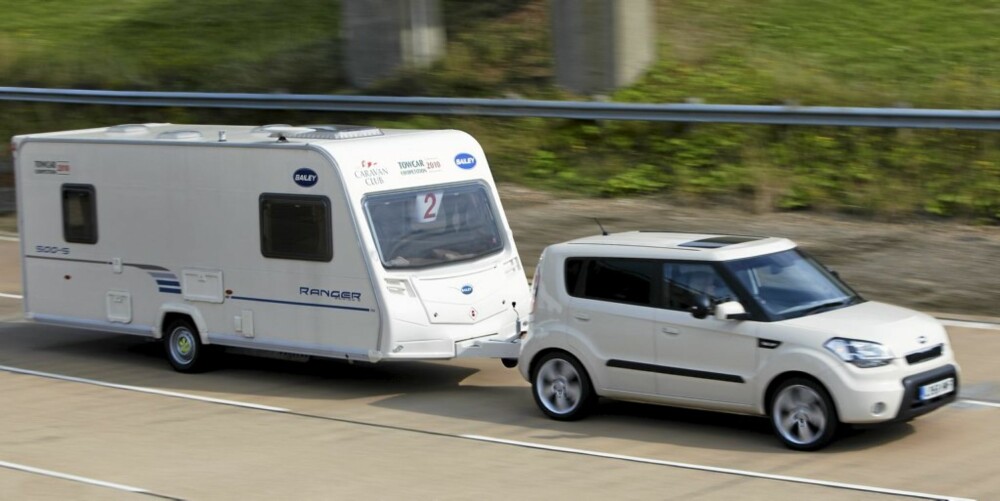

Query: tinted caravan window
[62,184,97,244]
[259,194,332,262]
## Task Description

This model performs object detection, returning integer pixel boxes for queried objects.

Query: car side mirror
[689,294,712,319]
[715,301,750,321]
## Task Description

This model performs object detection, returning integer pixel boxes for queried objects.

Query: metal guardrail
[2,86,999,130]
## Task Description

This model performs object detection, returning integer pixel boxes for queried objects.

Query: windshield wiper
[801,297,856,316]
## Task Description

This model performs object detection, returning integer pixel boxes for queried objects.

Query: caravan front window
[365,183,504,269]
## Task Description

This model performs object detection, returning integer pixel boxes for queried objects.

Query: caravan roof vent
[250,124,293,136]
[106,124,150,135]
[156,130,204,141]
[293,125,384,140]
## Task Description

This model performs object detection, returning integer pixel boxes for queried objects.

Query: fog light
[871,402,886,415]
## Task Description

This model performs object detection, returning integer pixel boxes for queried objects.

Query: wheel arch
[763,371,840,420]
[156,303,209,343]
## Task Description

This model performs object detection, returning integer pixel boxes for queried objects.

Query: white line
[940,319,1000,330]
[961,399,1000,409]
[0,292,23,299]
[0,364,290,412]
[0,235,20,242]
[0,460,155,495]
[462,435,973,501]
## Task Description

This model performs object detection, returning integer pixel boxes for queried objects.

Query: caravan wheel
[164,319,214,373]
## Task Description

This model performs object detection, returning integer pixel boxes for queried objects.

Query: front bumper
[892,363,959,422]
[827,360,959,424]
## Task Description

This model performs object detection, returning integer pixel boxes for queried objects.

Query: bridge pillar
[551,0,656,94]
[342,0,445,88]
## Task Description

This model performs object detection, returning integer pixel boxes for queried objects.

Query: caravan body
[13,124,529,367]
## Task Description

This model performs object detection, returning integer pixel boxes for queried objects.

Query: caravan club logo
[454,153,477,170]
[293,168,318,187]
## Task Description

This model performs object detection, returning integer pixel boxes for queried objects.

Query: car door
[567,257,658,396]
[653,261,759,406]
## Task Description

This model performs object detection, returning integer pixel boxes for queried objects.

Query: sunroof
[678,236,762,249]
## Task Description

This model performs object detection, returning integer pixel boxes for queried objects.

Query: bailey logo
[454,153,476,170]
[461,285,474,295]
[294,168,318,187]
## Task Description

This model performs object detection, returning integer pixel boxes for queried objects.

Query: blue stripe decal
[149,272,177,279]
[159,288,182,294]
[156,280,181,287]
[230,295,371,312]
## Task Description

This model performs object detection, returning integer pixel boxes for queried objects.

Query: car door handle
[573,312,591,321]
[661,326,680,335]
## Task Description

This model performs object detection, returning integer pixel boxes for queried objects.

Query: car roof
[547,231,797,262]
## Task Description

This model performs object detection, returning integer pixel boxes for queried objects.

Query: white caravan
[13,123,530,371]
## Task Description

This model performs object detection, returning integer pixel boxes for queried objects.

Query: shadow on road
[0,322,917,454]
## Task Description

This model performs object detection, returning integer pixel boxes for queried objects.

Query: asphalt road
[0,238,997,500]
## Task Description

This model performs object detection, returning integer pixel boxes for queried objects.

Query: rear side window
[568,258,657,307]
[62,184,97,244]
[259,194,332,262]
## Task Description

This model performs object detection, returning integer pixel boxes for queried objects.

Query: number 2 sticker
[416,191,443,222]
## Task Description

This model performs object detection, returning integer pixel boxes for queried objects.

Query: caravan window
[364,183,504,269]
[62,184,97,244]
[259,194,333,262]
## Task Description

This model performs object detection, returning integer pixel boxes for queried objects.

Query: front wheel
[531,352,595,421]
[770,378,839,451]
[164,319,215,373]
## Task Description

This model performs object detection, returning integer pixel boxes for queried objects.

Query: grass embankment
[1,0,998,220]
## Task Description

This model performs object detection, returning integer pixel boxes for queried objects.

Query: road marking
[0,460,179,500]
[0,364,290,413]
[462,435,973,501]
[961,399,1000,409]
[0,292,23,299]
[0,363,981,501]
[939,318,1000,330]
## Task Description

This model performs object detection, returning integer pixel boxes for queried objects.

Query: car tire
[164,318,215,373]
[531,351,595,421]
[769,377,839,451]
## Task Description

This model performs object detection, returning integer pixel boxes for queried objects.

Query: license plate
[919,378,955,401]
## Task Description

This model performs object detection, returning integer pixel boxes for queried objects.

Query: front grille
[906,344,943,365]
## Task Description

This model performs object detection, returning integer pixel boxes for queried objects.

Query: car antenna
[594,218,608,236]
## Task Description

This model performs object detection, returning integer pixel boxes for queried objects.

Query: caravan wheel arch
[156,304,209,344]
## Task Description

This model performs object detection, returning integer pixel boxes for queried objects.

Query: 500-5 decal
[36,245,70,255]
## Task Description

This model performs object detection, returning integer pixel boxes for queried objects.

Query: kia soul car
[518,231,959,450]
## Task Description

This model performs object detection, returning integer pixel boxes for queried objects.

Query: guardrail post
[341,0,446,88]
[551,0,657,95]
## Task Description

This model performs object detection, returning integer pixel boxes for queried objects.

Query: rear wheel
[770,378,839,451]
[164,319,214,373]
[531,352,595,421]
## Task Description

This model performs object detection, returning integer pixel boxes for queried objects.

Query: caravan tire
[164,319,215,373]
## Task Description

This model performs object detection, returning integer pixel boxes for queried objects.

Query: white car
[518,231,959,450]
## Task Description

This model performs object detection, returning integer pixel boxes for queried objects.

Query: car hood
[782,301,949,357]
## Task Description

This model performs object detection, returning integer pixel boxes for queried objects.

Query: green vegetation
[2,0,998,220]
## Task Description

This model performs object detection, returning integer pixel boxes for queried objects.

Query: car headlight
[824,338,894,368]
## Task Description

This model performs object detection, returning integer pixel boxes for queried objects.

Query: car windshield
[364,183,505,269]
[723,249,861,320]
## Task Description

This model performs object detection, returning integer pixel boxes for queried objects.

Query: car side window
[567,258,657,307]
[662,262,735,311]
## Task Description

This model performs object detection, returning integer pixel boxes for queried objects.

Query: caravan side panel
[17,140,381,359]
